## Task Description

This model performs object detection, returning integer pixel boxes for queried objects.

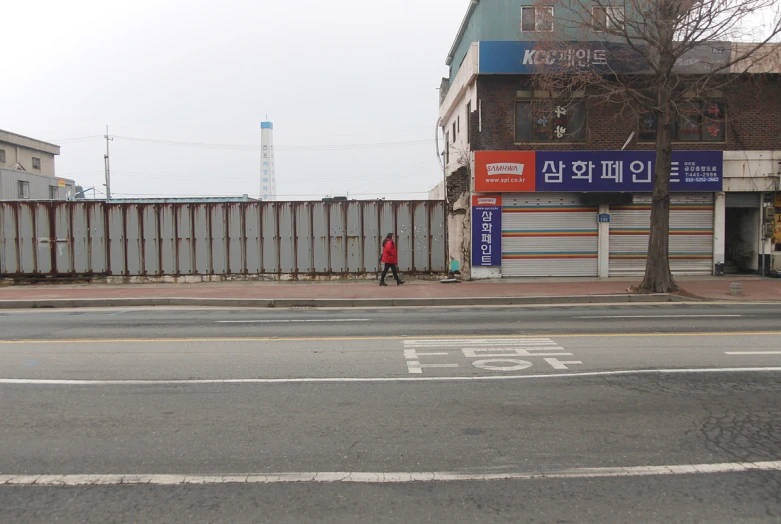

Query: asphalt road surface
[1,303,780,523]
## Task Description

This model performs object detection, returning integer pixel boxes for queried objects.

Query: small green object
[451,260,460,272]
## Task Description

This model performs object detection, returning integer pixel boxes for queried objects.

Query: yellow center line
[1,331,781,344]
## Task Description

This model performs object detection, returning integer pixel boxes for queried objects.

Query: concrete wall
[0,200,446,278]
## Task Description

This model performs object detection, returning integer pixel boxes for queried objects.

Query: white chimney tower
[260,121,276,201]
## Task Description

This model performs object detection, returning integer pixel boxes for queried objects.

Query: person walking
[380,233,404,286]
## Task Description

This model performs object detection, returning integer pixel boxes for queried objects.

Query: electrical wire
[110,135,433,151]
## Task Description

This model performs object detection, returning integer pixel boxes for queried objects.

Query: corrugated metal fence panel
[329,203,346,273]
[89,203,107,273]
[142,205,159,276]
[413,202,430,272]
[245,203,262,273]
[363,202,380,273]
[312,202,329,273]
[35,204,52,274]
[430,201,446,272]
[54,203,72,273]
[501,194,598,277]
[160,205,176,275]
[176,205,194,275]
[262,203,279,273]
[396,202,413,272]
[227,203,244,275]
[193,205,210,274]
[71,203,90,273]
[108,205,125,275]
[295,203,313,273]
[0,201,445,277]
[279,202,296,273]
[17,203,37,274]
[346,202,363,273]
[726,192,760,208]
[210,204,227,275]
[609,193,714,277]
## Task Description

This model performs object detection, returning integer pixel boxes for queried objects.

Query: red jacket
[381,239,398,264]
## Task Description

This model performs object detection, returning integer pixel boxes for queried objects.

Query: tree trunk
[640,87,678,293]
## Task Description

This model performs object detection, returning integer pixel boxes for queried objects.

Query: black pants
[381,263,401,282]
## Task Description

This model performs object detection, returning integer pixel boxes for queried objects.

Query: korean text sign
[471,195,502,267]
[535,151,723,192]
[474,151,723,193]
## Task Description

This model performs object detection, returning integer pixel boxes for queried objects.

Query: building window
[457,116,460,133]
[0,149,5,163]
[466,101,472,143]
[50,186,59,199]
[592,6,625,31]
[18,181,30,199]
[452,121,457,140]
[445,132,450,165]
[516,100,586,142]
[522,6,554,32]
[639,101,725,142]
[32,157,41,170]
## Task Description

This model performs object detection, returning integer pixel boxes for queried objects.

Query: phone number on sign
[684,177,720,183]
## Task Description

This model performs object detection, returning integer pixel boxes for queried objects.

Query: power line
[110,135,434,152]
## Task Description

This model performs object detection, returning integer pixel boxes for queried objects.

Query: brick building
[436,1,781,280]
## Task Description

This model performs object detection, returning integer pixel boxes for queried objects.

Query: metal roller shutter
[726,192,760,208]
[609,193,714,277]
[501,194,599,277]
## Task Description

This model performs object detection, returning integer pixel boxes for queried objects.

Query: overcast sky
[3,0,466,200]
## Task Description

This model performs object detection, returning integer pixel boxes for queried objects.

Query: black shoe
[397,280,405,285]
[379,281,388,286]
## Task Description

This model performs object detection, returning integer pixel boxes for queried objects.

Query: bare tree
[527,0,781,292]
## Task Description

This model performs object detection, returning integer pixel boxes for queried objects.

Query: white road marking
[216,319,369,324]
[2,461,779,486]
[725,351,781,355]
[471,359,533,372]
[406,362,459,374]
[3,367,781,385]
[544,358,584,370]
[405,339,558,347]
[403,350,449,359]
[462,347,572,358]
[574,315,743,319]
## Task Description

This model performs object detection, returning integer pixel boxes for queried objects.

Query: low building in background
[0,168,75,200]
[0,129,60,176]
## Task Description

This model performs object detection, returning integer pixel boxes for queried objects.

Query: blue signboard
[471,196,502,267]
[535,151,723,193]
[478,41,647,75]
[598,214,611,223]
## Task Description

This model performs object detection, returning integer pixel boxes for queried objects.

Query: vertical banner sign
[472,195,502,267]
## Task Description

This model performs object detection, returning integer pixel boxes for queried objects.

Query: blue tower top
[261,122,273,129]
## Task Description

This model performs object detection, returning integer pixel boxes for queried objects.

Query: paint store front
[471,150,723,279]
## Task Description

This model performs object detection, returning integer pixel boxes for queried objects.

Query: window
[522,6,554,32]
[457,116,460,133]
[466,101,472,142]
[0,149,5,163]
[18,181,30,199]
[639,101,725,142]
[515,99,586,142]
[592,6,625,31]
[50,186,59,199]
[32,157,41,170]
[452,121,457,140]
[445,132,450,165]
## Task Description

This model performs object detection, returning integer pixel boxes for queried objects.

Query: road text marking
[2,461,779,486]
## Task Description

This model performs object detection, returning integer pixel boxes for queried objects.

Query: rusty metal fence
[0,200,446,278]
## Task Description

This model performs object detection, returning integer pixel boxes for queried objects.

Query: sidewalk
[0,276,777,308]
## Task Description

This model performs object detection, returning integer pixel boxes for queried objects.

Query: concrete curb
[0,293,699,310]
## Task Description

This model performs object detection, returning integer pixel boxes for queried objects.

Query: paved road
[1,305,780,522]
[0,302,780,340]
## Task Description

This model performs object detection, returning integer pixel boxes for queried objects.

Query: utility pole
[104,125,113,199]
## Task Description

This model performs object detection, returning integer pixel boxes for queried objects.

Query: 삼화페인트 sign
[471,195,502,267]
